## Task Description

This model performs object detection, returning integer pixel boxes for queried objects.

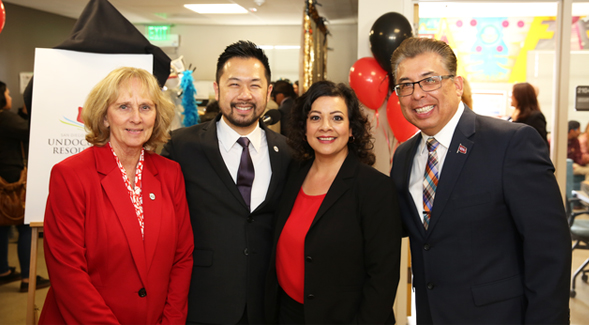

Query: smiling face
[305,96,351,161]
[396,52,463,136]
[214,57,272,135]
[104,78,156,155]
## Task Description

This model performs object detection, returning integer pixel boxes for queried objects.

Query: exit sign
[147,25,171,41]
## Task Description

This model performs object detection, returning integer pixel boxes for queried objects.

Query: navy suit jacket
[391,108,571,324]
[161,114,291,324]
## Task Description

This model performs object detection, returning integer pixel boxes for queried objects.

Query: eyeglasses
[394,75,455,97]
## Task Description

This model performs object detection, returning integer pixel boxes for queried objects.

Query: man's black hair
[216,40,271,84]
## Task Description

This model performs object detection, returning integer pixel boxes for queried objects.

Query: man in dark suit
[390,37,571,324]
[161,40,291,324]
[271,80,296,137]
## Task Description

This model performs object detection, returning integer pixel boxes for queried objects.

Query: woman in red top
[265,81,402,324]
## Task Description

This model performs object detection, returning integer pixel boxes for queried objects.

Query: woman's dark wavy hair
[512,82,540,121]
[288,80,375,165]
[0,81,7,109]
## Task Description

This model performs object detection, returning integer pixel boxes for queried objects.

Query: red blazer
[39,145,194,325]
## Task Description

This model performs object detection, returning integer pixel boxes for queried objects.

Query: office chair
[569,190,589,298]
[567,159,589,297]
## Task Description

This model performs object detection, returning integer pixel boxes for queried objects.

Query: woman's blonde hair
[82,67,175,150]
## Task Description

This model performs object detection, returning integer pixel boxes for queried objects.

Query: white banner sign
[25,49,153,224]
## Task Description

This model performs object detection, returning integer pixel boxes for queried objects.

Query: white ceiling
[4,0,359,25]
[7,1,588,27]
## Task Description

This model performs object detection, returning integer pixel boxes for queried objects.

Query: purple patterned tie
[236,137,255,209]
[423,137,440,230]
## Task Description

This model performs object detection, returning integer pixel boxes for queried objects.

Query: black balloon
[369,12,413,74]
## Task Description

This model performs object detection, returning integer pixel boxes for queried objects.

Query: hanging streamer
[300,0,329,93]
[180,70,199,127]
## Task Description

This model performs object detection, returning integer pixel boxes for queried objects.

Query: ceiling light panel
[184,4,248,14]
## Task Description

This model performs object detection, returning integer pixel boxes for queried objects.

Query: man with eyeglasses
[390,37,571,324]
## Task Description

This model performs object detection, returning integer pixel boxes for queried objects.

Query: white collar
[419,102,465,152]
[217,116,263,153]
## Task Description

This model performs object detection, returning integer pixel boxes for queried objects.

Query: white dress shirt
[217,117,272,212]
[409,102,465,223]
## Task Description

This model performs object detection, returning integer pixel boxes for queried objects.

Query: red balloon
[349,57,389,110]
[0,0,5,34]
[386,93,418,142]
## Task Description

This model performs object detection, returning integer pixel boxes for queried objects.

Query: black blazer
[161,114,292,324]
[391,108,571,324]
[514,110,548,147]
[266,153,402,324]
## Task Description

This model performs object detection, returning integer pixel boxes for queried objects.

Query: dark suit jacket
[391,108,571,324]
[161,114,291,324]
[266,153,402,324]
[278,97,295,137]
[40,146,194,325]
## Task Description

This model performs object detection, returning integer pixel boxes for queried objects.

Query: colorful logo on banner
[59,107,85,130]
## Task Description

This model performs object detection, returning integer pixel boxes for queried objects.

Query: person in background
[201,100,220,123]
[390,37,570,324]
[293,80,299,96]
[461,78,473,109]
[162,40,291,325]
[576,121,589,165]
[510,82,548,147]
[272,80,297,137]
[0,81,51,292]
[567,120,589,179]
[265,81,402,324]
[39,67,194,324]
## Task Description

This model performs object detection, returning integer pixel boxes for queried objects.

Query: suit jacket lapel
[427,108,475,236]
[310,153,356,229]
[254,121,290,212]
[400,135,427,238]
[142,153,162,273]
[95,146,148,286]
[201,115,249,209]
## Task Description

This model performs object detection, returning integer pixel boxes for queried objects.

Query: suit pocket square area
[471,275,524,306]
[193,249,214,267]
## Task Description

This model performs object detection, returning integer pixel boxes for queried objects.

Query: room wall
[0,3,76,111]
[150,23,358,98]
[0,2,357,109]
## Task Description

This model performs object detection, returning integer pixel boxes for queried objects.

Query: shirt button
[424,244,431,251]
[307,294,315,300]
[243,248,249,256]
[247,217,253,223]
[427,283,435,290]
[138,288,147,297]
[306,256,313,262]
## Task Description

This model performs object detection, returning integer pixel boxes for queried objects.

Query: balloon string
[390,135,400,167]
[382,121,392,167]
[375,109,380,128]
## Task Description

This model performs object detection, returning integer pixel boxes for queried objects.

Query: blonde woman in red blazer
[39,67,194,325]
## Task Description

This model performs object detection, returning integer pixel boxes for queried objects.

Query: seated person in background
[577,121,589,165]
[568,120,589,179]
